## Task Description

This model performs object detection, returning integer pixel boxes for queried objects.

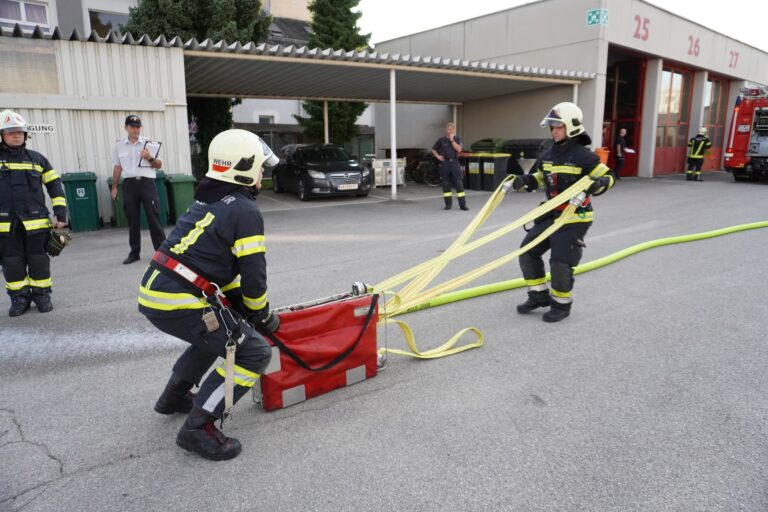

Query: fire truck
[724,86,768,181]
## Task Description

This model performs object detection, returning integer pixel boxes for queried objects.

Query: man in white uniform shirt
[111,115,166,264]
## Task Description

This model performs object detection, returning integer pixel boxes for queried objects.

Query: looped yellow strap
[378,319,484,359]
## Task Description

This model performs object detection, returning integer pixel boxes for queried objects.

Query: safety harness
[150,250,242,423]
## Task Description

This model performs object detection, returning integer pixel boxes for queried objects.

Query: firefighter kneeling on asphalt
[138,129,280,461]
[509,102,615,322]
[0,110,68,317]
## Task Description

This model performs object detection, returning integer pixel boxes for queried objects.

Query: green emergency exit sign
[587,8,608,26]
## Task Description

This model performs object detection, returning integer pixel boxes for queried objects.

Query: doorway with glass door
[604,48,645,178]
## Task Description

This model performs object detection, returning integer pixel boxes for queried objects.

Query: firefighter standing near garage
[510,102,614,322]
[0,110,67,317]
[686,127,712,181]
[432,122,469,211]
[138,129,280,461]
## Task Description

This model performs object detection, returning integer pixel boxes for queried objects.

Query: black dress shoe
[123,254,140,264]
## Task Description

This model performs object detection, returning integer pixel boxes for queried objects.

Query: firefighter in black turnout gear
[432,122,468,210]
[0,110,67,316]
[686,127,712,181]
[138,129,280,460]
[510,102,614,322]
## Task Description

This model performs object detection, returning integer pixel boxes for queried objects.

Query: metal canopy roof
[183,42,595,104]
[1,25,596,105]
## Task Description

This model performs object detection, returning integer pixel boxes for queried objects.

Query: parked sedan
[272,144,372,201]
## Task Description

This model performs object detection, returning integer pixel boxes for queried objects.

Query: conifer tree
[294,0,371,144]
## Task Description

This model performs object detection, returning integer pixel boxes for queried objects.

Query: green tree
[124,0,271,178]
[294,0,370,144]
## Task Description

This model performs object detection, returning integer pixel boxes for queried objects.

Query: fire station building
[373,0,768,177]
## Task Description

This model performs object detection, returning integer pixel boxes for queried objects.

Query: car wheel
[298,178,309,201]
[273,174,283,193]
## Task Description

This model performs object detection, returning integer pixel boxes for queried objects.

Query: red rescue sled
[257,293,379,411]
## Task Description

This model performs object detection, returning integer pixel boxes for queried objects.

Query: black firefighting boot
[444,197,452,210]
[458,196,469,211]
[154,373,195,415]
[686,172,693,181]
[695,173,704,182]
[516,290,550,314]
[31,289,53,313]
[9,293,31,317]
[176,407,242,461]
[543,299,571,323]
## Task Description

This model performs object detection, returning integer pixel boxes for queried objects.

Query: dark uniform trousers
[1,216,50,298]
[147,310,272,418]
[519,217,591,296]
[440,160,466,208]
[123,177,166,258]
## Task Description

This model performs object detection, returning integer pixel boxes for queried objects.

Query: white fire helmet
[698,127,708,135]
[540,102,585,138]
[0,110,28,135]
[205,129,279,186]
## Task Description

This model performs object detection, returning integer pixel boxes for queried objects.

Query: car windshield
[299,147,352,162]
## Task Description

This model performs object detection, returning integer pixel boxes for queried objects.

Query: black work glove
[512,175,526,190]
[248,305,281,334]
[587,177,604,195]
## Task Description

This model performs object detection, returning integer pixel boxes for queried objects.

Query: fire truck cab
[724,86,768,182]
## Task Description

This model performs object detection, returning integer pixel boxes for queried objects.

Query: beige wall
[266,0,310,21]
[606,0,768,84]
[462,85,574,144]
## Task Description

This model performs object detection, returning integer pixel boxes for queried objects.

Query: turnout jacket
[139,188,269,319]
[522,135,614,224]
[0,143,67,235]
[687,134,712,159]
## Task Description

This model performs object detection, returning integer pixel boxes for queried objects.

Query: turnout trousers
[440,161,466,208]
[518,217,591,299]
[147,310,272,418]
[1,216,51,299]
[122,178,166,258]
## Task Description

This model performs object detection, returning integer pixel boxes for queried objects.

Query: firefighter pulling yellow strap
[374,175,596,360]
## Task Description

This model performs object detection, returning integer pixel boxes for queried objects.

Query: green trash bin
[61,172,101,232]
[165,174,196,224]
[108,171,168,229]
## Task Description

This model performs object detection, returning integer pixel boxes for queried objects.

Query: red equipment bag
[258,293,379,411]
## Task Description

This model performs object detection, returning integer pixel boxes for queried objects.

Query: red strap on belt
[151,251,231,306]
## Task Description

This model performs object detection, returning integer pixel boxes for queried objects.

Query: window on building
[656,67,694,149]
[258,115,275,125]
[0,0,48,26]
[703,76,729,148]
[89,10,129,37]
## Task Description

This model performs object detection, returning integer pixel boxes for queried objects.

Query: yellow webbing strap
[373,175,594,360]
[378,320,484,359]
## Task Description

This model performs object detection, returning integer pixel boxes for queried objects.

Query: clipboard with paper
[139,141,162,167]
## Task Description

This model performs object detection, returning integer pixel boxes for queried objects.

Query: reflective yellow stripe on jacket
[138,286,208,311]
[243,291,267,312]
[3,162,45,173]
[0,222,10,233]
[22,218,52,231]
[231,235,265,258]
[42,170,60,184]
[51,197,66,207]
[170,212,215,255]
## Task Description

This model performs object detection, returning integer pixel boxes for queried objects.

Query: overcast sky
[358,0,768,53]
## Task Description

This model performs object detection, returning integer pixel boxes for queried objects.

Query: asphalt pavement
[2,171,767,511]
